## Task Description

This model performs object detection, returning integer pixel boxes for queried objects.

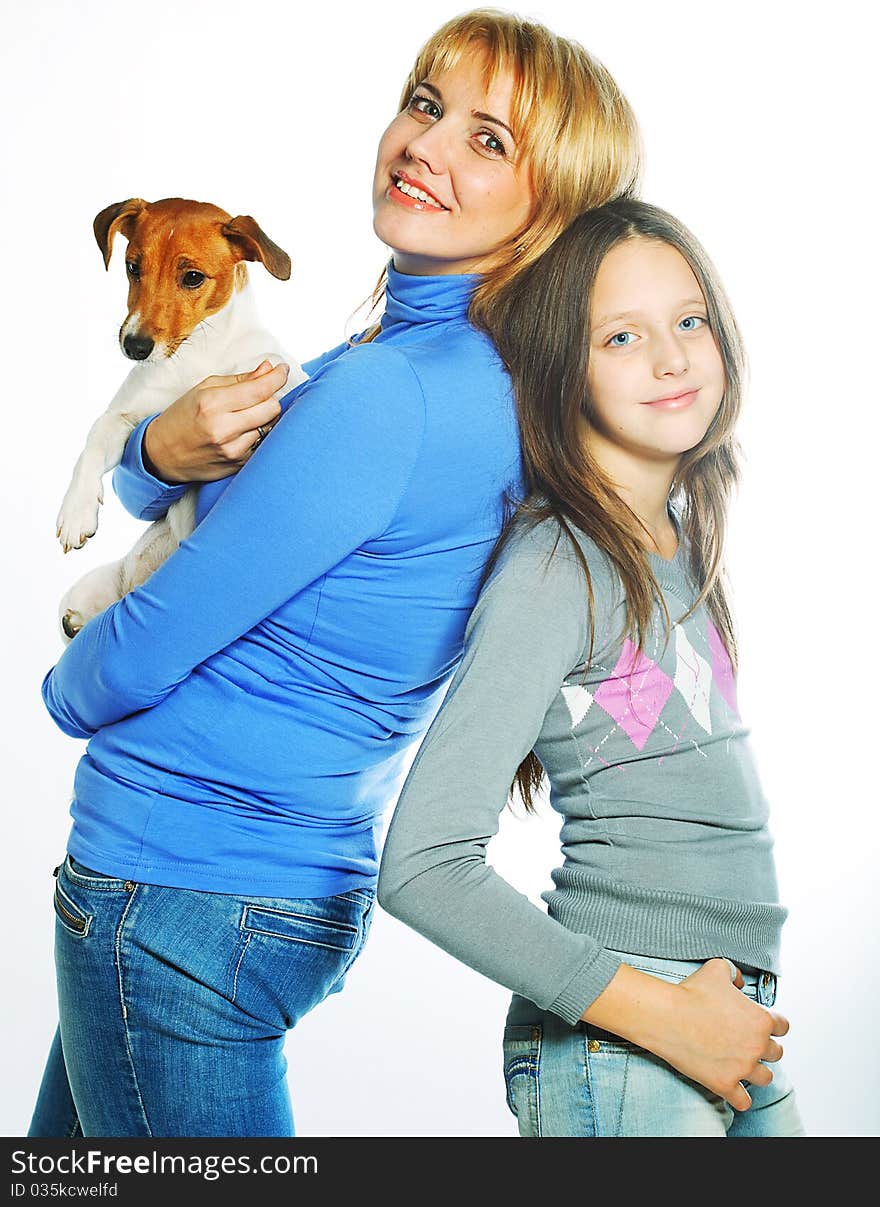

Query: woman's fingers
[240,425,275,460]
[195,364,288,423]
[200,360,280,391]
[231,397,284,437]
[194,365,290,461]
[225,362,291,413]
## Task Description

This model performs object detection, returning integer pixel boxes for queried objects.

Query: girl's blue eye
[679,315,706,332]
[608,332,635,347]
[409,93,441,119]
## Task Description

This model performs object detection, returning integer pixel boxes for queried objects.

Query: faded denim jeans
[503,947,805,1137]
[28,855,374,1137]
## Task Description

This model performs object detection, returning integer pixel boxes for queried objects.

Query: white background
[2,0,877,1137]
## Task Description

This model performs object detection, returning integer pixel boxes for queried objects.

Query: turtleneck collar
[382,260,479,327]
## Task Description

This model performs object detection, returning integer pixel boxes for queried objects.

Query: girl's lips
[643,389,699,411]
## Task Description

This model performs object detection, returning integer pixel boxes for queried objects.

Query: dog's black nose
[123,334,154,361]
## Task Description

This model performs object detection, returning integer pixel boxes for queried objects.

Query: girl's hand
[142,361,291,483]
[582,958,789,1112]
[663,958,789,1111]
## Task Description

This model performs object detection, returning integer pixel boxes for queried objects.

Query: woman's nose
[404,123,450,175]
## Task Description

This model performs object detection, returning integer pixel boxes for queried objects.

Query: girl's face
[586,237,725,469]
[372,54,535,276]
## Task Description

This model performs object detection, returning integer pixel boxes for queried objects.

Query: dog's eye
[126,261,140,281]
[182,271,206,289]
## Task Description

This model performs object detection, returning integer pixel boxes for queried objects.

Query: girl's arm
[378,528,788,1111]
[43,344,425,739]
[112,342,351,519]
[379,531,624,1013]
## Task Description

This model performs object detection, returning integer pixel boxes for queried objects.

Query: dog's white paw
[58,560,124,645]
[56,489,103,552]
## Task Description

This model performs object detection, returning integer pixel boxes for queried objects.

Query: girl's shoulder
[463,510,628,671]
[487,511,622,612]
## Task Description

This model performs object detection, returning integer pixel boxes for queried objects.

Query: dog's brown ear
[93,199,148,270]
[222,215,291,280]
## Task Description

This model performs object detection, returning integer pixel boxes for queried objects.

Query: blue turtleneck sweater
[42,265,524,897]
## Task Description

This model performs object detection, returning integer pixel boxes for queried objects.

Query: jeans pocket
[328,892,375,997]
[53,879,93,938]
[502,1024,542,1137]
[241,905,359,953]
[230,893,373,1030]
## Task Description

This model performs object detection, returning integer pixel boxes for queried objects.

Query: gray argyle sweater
[377,512,787,1027]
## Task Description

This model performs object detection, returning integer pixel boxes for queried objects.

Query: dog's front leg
[56,409,143,552]
[56,368,181,552]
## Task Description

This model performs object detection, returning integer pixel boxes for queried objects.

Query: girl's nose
[654,332,689,377]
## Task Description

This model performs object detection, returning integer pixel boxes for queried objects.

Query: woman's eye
[126,261,140,281]
[408,93,441,119]
[679,315,706,332]
[608,331,636,347]
[475,130,506,156]
[182,271,206,289]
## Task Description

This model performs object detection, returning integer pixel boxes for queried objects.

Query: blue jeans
[28,855,374,1137]
[503,948,805,1137]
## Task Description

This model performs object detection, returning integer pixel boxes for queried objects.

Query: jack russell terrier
[56,196,306,643]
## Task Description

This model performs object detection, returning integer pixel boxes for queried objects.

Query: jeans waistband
[507,947,778,1034]
[601,946,777,1009]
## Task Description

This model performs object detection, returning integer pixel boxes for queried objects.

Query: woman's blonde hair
[476,199,746,810]
[362,7,642,335]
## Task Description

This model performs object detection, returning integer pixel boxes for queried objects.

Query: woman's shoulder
[308,337,421,386]
[289,339,429,437]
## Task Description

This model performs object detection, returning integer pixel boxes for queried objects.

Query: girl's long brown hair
[473,199,747,809]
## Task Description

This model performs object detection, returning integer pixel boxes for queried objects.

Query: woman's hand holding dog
[142,361,290,483]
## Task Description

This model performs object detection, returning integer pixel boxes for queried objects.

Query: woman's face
[585,237,725,469]
[373,54,534,276]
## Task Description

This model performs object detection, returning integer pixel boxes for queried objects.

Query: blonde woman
[31,10,640,1137]
[379,199,804,1137]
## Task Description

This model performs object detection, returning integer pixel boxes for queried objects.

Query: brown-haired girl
[379,199,804,1137]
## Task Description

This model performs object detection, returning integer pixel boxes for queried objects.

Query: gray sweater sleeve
[377,525,624,1025]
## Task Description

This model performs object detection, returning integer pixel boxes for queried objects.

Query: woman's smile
[387,169,450,212]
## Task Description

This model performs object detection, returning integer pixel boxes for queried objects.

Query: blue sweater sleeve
[111,340,351,521]
[111,414,189,520]
[43,344,426,739]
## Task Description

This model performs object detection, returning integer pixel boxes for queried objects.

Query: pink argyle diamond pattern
[707,621,738,714]
[593,639,674,750]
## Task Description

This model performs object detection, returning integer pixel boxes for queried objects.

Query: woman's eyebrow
[418,80,515,140]
[473,110,514,138]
